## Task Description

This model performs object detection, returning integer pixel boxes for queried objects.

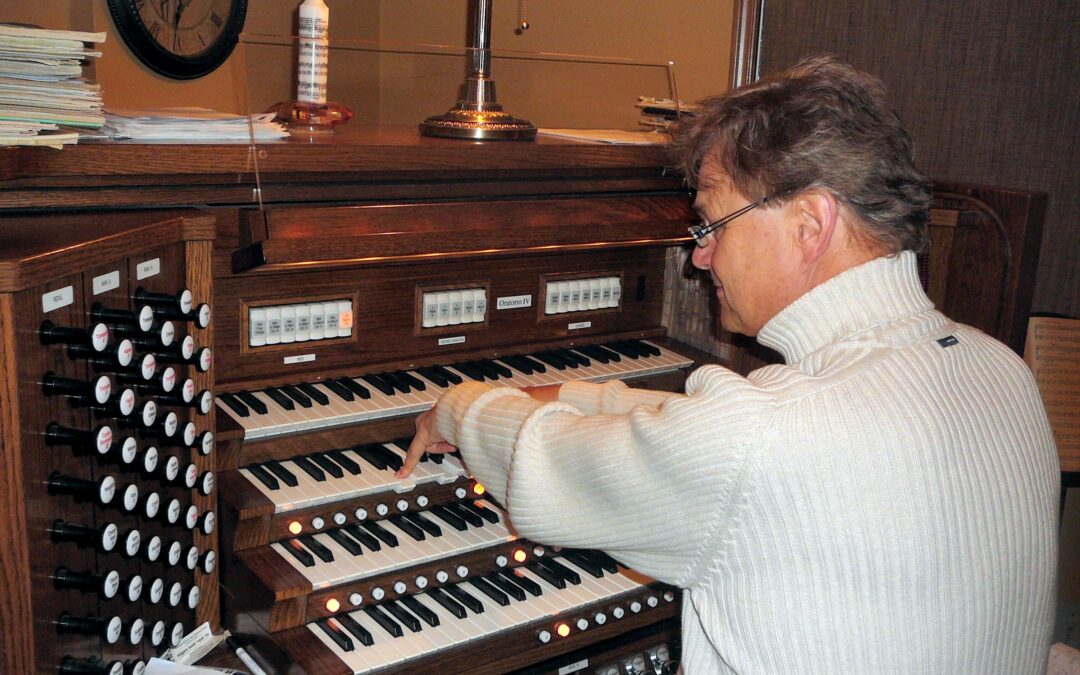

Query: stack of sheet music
[103,108,289,142]
[636,96,698,130]
[0,23,106,148]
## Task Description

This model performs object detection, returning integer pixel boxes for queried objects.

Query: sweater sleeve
[557,379,681,415]
[435,365,774,587]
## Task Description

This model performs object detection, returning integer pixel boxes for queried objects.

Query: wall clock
[106,0,248,80]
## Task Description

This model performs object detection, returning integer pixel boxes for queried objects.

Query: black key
[236,390,269,414]
[292,456,326,481]
[424,451,444,465]
[428,588,467,619]
[298,535,334,563]
[361,373,395,396]
[282,539,315,567]
[431,365,463,385]
[360,520,399,547]
[327,449,362,475]
[531,352,566,370]
[246,464,279,490]
[298,383,330,405]
[383,601,422,633]
[502,569,543,597]
[399,371,427,391]
[451,361,486,382]
[336,613,374,646]
[469,578,509,606]
[401,596,440,627]
[445,502,483,528]
[327,528,364,556]
[381,371,413,394]
[316,618,354,652]
[484,360,513,378]
[218,393,250,417]
[263,387,295,410]
[415,367,449,388]
[519,354,548,373]
[362,606,403,638]
[344,524,381,552]
[562,550,604,578]
[537,556,580,585]
[458,500,499,524]
[591,344,622,363]
[582,550,620,574]
[353,443,389,470]
[279,384,313,408]
[499,354,535,375]
[557,348,590,367]
[338,378,371,400]
[487,572,526,601]
[526,561,565,589]
[575,344,610,364]
[389,515,425,541]
[470,360,502,380]
[430,505,467,531]
[322,379,355,402]
[263,459,299,487]
[376,445,404,472]
[404,511,442,537]
[542,350,578,369]
[310,453,344,479]
[629,339,662,357]
[606,341,640,359]
[445,585,484,614]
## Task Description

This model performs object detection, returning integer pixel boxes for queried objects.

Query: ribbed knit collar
[756,251,934,364]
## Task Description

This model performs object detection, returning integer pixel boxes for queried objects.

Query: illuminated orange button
[288,521,302,535]
[325,598,340,612]
[513,549,527,563]
[556,622,571,638]
[339,311,354,329]
[472,483,486,495]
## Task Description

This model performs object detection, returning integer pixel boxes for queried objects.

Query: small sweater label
[937,335,959,348]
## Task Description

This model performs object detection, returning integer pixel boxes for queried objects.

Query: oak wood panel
[0,292,35,675]
[214,248,671,387]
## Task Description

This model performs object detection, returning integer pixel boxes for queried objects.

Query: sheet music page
[1024,317,1080,471]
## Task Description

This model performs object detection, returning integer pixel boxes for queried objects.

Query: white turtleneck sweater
[434,251,1059,674]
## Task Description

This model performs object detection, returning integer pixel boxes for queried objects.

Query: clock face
[107,0,248,80]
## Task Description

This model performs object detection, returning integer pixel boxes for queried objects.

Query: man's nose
[691,242,712,270]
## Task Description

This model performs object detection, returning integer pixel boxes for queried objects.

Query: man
[398,55,1059,673]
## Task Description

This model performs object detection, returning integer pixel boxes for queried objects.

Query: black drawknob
[40,320,110,353]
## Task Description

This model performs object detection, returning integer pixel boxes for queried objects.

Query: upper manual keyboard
[216,340,692,441]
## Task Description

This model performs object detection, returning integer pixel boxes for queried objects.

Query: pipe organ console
[0,212,219,674]
[0,129,1040,674]
[211,193,700,673]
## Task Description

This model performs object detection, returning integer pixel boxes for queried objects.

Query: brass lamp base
[419,106,537,141]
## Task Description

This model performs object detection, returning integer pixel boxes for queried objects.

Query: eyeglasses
[688,194,775,248]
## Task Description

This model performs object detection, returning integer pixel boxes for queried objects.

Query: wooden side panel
[0,292,34,674]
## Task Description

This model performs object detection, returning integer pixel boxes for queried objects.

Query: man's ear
[792,189,839,266]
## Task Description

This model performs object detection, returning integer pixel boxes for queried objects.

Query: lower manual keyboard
[295,554,676,674]
[217,340,692,442]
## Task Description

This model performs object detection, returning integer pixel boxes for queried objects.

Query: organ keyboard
[216,340,691,441]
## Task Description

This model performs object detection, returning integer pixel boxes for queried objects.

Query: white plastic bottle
[297,0,329,104]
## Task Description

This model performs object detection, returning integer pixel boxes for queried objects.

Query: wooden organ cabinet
[0,128,1045,674]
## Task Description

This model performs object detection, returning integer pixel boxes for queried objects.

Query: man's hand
[396,407,456,479]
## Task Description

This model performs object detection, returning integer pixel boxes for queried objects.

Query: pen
[226,636,269,675]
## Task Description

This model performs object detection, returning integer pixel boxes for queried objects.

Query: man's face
[690,162,804,336]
